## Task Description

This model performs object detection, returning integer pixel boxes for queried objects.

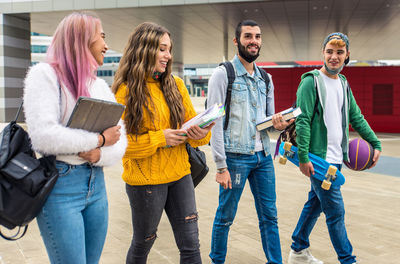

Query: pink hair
[46,12,101,99]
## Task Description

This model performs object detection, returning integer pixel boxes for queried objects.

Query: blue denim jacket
[207,55,275,169]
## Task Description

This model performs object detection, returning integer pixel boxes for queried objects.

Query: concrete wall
[0,13,31,122]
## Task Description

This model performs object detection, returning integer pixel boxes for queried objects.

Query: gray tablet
[67,96,125,133]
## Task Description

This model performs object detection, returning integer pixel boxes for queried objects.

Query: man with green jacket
[288,33,382,264]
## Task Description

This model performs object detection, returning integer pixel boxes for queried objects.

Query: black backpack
[0,103,59,240]
[207,61,271,130]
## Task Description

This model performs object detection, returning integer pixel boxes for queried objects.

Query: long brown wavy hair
[112,22,184,135]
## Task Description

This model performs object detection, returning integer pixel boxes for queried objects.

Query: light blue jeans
[36,161,108,264]
[290,164,356,264]
[210,152,282,264]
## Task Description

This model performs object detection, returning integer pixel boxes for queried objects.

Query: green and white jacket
[295,69,382,164]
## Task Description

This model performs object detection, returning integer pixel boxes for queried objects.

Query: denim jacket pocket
[231,83,247,104]
[229,83,248,125]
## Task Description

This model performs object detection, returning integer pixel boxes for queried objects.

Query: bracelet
[217,168,228,174]
[99,133,106,148]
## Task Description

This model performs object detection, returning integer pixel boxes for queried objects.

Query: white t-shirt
[252,71,264,152]
[320,70,343,163]
[255,130,263,151]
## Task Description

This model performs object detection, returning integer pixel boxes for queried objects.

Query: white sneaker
[288,248,323,264]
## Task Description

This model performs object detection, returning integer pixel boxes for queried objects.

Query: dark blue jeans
[210,152,282,264]
[290,164,356,264]
[125,175,201,264]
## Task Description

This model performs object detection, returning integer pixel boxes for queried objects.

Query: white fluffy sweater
[23,63,127,167]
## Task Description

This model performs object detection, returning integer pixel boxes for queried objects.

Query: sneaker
[288,248,323,264]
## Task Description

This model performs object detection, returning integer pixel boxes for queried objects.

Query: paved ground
[1,96,399,264]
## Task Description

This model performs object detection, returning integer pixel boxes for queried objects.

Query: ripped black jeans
[126,175,202,264]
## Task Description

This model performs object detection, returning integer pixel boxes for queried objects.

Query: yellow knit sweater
[115,76,211,186]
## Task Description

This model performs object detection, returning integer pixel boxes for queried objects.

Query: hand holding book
[185,122,215,140]
[181,103,225,131]
[99,125,122,147]
[256,107,301,131]
[164,104,224,147]
[163,124,214,148]
[271,114,295,131]
[164,128,188,147]
[182,103,224,139]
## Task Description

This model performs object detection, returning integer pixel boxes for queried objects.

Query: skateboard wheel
[283,142,292,151]
[321,180,332,190]
[327,165,337,175]
[279,156,287,165]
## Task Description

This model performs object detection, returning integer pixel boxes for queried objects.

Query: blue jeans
[291,164,356,264]
[125,175,201,264]
[36,161,108,264]
[210,152,282,264]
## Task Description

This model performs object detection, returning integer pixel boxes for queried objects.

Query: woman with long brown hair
[113,22,212,264]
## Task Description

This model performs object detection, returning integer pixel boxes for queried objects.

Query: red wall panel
[262,66,400,133]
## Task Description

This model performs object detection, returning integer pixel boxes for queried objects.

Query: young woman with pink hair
[23,12,127,264]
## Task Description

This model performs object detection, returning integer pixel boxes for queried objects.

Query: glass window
[31,45,48,53]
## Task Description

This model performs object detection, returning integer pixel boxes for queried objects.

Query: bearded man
[207,20,290,264]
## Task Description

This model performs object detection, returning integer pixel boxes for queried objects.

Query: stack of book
[256,107,302,131]
[182,103,225,130]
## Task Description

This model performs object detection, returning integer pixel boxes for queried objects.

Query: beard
[237,41,260,63]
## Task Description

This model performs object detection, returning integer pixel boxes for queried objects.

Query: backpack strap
[273,77,320,159]
[13,101,23,123]
[290,77,320,122]
[219,63,271,130]
[256,66,270,116]
[311,77,320,123]
[257,66,271,116]
[0,226,28,241]
[257,66,270,89]
[219,61,235,130]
